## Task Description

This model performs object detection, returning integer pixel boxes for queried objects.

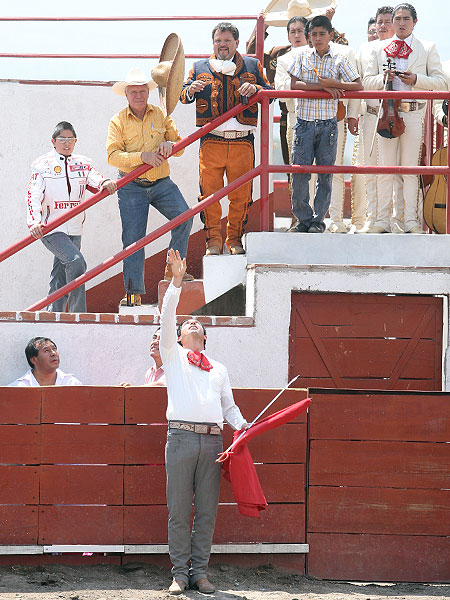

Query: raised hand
[167,248,187,287]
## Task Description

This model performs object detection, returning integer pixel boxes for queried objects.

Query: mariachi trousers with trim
[375,109,425,232]
[199,133,254,251]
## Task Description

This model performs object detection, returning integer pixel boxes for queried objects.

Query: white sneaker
[328,222,348,234]
[391,222,405,234]
[367,225,389,234]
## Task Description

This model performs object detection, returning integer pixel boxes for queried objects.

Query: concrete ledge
[0,311,254,327]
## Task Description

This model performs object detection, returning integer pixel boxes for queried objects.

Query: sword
[217,374,301,460]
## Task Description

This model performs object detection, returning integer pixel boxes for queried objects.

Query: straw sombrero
[264,0,337,26]
[151,33,185,116]
[112,67,157,96]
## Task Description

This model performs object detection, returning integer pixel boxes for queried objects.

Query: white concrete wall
[0,81,263,311]
[1,262,449,390]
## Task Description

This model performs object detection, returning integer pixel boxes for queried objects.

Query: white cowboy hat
[112,67,157,96]
[263,0,337,26]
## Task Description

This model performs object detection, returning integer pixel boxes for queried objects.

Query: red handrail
[0,98,259,265]
[3,88,448,311]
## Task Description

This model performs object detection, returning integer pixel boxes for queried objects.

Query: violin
[377,58,405,139]
[423,146,448,234]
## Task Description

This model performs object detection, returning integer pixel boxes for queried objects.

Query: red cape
[219,398,311,518]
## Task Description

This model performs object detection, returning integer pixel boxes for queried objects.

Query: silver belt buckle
[399,102,410,112]
[194,424,208,434]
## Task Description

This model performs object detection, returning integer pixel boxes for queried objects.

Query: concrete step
[202,254,247,304]
[119,303,159,316]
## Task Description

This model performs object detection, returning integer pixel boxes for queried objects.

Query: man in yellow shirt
[107,67,193,306]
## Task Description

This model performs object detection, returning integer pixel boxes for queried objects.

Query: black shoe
[308,222,325,233]
[288,223,309,233]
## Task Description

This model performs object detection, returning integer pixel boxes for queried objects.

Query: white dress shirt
[159,283,246,430]
[8,368,82,387]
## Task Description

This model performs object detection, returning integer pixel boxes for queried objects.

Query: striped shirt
[107,104,184,183]
[288,45,359,121]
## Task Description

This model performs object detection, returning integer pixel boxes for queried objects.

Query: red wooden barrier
[307,389,450,582]
[0,386,308,554]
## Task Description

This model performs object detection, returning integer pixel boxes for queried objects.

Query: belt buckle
[399,102,410,113]
[224,131,234,139]
[194,424,208,434]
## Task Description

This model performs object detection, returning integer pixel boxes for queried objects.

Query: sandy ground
[0,563,448,600]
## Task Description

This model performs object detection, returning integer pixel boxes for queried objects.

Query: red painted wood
[124,466,166,505]
[41,386,124,423]
[0,466,39,503]
[214,504,305,543]
[307,533,450,581]
[124,505,168,544]
[0,506,38,544]
[232,388,308,423]
[308,487,450,535]
[292,338,436,379]
[222,423,307,463]
[220,463,306,503]
[309,393,450,442]
[39,506,123,544]
[41,425,125,464]
[0,387,41,423]
[125,388,308,425]
[0,425,40,464]
[125,387,167,424]
[292,294,442,338]
[289,293,443,390]
[309,440,449,489]
[157,280,206,314]
[124,425,166,464]
[40,466,123,504]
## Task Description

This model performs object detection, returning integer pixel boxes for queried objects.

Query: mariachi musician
[363,2,446,234]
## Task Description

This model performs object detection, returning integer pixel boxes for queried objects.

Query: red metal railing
[1,89,449,311]
[0,14,266,64]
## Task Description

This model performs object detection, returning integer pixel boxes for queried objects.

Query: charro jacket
[180,51,272,127]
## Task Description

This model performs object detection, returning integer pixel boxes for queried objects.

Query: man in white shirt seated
[9,337,82,387]
[144,328,166,386]
[160,249,247,595]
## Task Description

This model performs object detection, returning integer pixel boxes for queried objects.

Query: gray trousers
[165,427,223,585]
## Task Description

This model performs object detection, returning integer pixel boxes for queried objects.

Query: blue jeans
[41,232,86,313]
[291,117,338,228]
[118,177,193,294]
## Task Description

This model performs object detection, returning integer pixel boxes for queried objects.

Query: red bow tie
[384,39,412,59]
[187,350,213,371]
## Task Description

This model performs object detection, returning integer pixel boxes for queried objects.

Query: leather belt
[209,129,250,139]
[169,421,221,435]
[119,171,160,187]
[366,101,426,116]
[398,101,426,112]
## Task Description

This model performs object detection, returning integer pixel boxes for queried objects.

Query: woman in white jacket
[27,121,116,312]
[363,3,446,234]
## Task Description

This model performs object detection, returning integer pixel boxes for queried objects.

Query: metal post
[255,13,265,65]
[447,142,450,235]
[260,95,270,231]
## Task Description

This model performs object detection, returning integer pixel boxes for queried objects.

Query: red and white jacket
[27,149,107,236]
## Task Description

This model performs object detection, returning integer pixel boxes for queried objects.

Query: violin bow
[369,59,394,157]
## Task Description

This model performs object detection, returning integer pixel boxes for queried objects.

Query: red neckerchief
[187,350,213,372]
[384,39,413,59]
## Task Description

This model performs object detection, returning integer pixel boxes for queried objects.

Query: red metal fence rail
[0,89,448,311]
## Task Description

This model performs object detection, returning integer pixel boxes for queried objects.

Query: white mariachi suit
[363,35,446,232]
[27,149,107,312]
[347,39,384,231]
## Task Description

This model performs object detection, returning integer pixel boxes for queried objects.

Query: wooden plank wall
[0,386,307,566]
[306,389,450,582]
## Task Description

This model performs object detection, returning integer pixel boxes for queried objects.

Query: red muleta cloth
[218,398,311,518]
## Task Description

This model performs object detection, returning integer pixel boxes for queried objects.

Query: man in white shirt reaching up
[160,249,247,595]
